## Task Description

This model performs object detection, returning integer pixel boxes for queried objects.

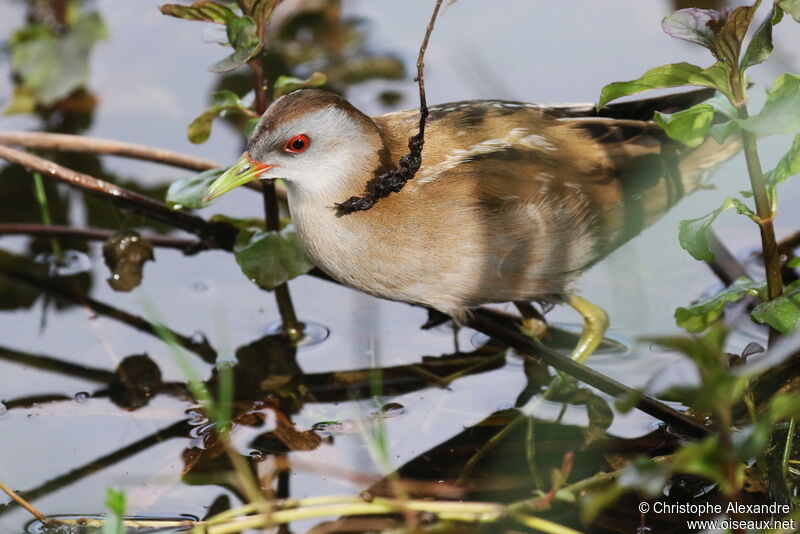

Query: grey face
[244,106,373,193]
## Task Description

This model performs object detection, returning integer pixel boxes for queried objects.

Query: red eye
[284,134,310,154]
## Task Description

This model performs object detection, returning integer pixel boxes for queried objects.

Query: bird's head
[203,89,384,204]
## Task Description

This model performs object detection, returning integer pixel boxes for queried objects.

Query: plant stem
[782,417,796,487]
[731,68,783,342]
[31,172,63,261]
[0,480,48,523]
[249,56,303,343]
[741,129,782,301]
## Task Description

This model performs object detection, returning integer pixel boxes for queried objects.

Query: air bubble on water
[263,319,330,348]
[74,392,90,403]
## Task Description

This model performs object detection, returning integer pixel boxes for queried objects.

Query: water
[1,1,799,533]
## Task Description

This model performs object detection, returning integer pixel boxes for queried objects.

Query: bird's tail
[558,90,743,256]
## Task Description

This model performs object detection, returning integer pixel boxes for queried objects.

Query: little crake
[205,89,737,360]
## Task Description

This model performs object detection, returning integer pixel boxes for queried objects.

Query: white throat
[272,107,381,199]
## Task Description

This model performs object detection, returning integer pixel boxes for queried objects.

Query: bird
[203,88,739,362]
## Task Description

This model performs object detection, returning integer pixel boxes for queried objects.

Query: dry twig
[336,0,444,214]
[0,144,237,250]
[0,223,199,250]
[0,131,267,193]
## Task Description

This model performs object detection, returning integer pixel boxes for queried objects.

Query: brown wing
[367,95,738,305]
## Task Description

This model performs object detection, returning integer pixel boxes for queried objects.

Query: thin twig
[0,144,237,250]
[0,131,220,170]
[0,223,200,250]
[0,131,266,193]
[336,0,443,214]
[0,480,48,523]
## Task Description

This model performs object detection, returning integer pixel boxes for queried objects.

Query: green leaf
[654,103,715,148]
[234,225,315,290]
[646,327,729,379]
[720,73,800,139]
[709,119,741,143]
[713,5,756,67]
[617,458,672,496]
[678,198,746,262]
[673,436,743,494]
[704,91,739,119]
[187,90,255,143]
[3,84,37,115]
[273,72,328,98]
[10,13,107,106]
[166,168,226,209]
[788,257,800,268]
[159,1,237,24]
[741,5,778,69]
[662,7,759,68]
[778,0,800,22]
[644,328,744,416]
[751,280,800,334]
[765,392,800,422]
[244,117,259,138]
[734,393,800,460]
[597,62,732,110]
[675,277,765,333]
[732,422,771,460]
[102,488,126,534]
[661,9,724,51]
[209,15,262,73]
[766,133,800,197]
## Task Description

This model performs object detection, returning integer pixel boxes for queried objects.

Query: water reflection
[2,0,800,532]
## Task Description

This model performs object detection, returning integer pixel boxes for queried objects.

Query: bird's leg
[568,295,609,363]
[514,301,548,339]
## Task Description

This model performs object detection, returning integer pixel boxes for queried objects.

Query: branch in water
[0,224,200,251]
[0,144,237,250]
[0,131,268,194]
[336,0,443,214]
